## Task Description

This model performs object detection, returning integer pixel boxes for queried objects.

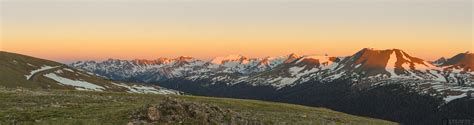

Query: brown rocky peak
[175,56,194,61]
[258,57,271,66]
[284,53,301,63]
[442,52,474,71]
[288,53,300,59]
[343,48,431,76]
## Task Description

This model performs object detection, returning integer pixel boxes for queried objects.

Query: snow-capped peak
[258,56,286,67]
[327,48,444,80]
[210,55,248,64]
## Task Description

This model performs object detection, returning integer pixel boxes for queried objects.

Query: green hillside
[0,87,396,124]
[0,51,62,89]
[0,51,178,94]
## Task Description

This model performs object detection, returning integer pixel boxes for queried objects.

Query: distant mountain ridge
[71,48,472,85]
[71,48,473,103]
[71,53,300,82]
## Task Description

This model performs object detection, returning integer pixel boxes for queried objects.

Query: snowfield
[385,52,398,77]
[444,93,467,103]
[43,73,180,94]
[44,73,105,91]
[110,82,180,94]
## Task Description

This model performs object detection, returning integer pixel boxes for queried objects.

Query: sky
[1,0,472,63]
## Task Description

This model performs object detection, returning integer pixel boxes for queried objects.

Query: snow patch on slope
[270,66,321,89]
[386,52,398,77]
[63,68,75,72]
[110,82,179,94]
[25,65,60,80]
[444,93,467,102]
[131,86,174,94]
[27,63,35,67]
[44,73,105,91]
[289,66,304,74]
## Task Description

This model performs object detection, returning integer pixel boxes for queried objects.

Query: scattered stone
[147,106,160,121]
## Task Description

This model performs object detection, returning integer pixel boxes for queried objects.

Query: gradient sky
[1,0,472,63]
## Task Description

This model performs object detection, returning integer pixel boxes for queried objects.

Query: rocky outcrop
[130,97,245,124]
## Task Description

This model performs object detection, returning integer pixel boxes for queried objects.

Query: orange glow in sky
[1,0,472,63]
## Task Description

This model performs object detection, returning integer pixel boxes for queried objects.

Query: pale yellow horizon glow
[1,0,472,63]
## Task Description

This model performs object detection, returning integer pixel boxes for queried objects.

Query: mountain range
[70,48,474,124]
[71,48,473,100]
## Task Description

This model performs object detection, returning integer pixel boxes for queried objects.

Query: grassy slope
[0,51,62,89]
[0,88,396,125]
[0,51,141,92]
